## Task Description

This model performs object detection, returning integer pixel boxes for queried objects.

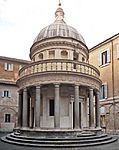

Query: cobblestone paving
[0,133,119,150]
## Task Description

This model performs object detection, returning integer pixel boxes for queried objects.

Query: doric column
[95,90,101,128]
[54,84,60,128]
[89,88,94,128]
[74,85,80,129]
[35,85,41,127]
[83,98,88,128]
[18,91,22,127]
[22,88,28,127]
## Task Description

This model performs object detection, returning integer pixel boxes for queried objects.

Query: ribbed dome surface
[34,22,86,44]
[33,5,86,44]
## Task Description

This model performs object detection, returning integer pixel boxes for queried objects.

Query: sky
[0,0,119,60]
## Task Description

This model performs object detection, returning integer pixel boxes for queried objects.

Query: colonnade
[18,84,100,130]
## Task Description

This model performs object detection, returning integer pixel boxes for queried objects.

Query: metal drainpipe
[111,40,116,133]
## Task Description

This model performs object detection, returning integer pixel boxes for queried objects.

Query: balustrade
[19,60,100,79]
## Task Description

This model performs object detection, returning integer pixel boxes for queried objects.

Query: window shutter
[98,51,102,66]
[4,63,8,70]
[117,44,119,59]
[1,92,4,97]
[104,84,108,98]
[8,91,11,98]
[107,49,110,63]
[10,64,13,71]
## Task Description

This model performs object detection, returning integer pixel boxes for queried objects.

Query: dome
[34,23,86,44]
[33,5,86,44]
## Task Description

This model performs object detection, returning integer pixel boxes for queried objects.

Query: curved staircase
[1,131,117,148]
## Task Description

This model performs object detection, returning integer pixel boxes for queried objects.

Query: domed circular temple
[18,4,101,130]
[17,3,101,132]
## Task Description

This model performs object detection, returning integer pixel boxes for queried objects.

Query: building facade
[89,33,119,132]
[0,56,29,131]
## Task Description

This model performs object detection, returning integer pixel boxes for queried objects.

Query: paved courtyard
[0,133,119,150]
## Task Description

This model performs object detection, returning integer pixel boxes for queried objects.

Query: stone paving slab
[0,133,119,150]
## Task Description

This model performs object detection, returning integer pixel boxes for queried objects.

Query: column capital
[89,88,93,91]
[23,88,27,92]
[74,84,80,87]
[18,90,22,95]
[74,84,80,90]
[54,83,60,88]
[36,85,41,89]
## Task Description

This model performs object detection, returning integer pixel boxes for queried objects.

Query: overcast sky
[0,0,119,60]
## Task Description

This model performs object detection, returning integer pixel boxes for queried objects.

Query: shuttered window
[4,63,13,71]
[1,90,11,98]
[100,84,108,100]
[98,48,110,66]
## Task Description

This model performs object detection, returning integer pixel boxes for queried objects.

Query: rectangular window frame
[100,84,108,100]
[49,99,54,116]
[2,90,11,98]
[5,114,11,123]
[4,63,13,71]
[99,48,110,67]
[102,51,107,65]
[49,50,55,59]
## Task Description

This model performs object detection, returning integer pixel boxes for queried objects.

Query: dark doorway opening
[49,99,54,116]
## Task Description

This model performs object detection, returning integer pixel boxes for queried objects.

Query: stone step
[11,132,108,141]
[10,133,109,143]
[1,135,117,148]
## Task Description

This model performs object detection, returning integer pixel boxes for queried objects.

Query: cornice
[0,56,30,64]
[0,79,16,85]
[90,33,119,52]
[17,71,101,90]
[30,37,88,59]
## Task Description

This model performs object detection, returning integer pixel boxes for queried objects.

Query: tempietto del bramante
[1,3,117,148]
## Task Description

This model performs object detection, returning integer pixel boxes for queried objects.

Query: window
[73,51,78,69]
[73,51,78,61]
[49,50,55,59]
[61,50,68,59]
[82,57,85,62]
[99,49,110,66]
[73,63,76,69]
[2,90,11,98]
[102,51,107,65]
[100,84,107,99]
[49,99,54,116]
[5,114,11,123]
[4,63,13,71]
[39,53,43,60]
